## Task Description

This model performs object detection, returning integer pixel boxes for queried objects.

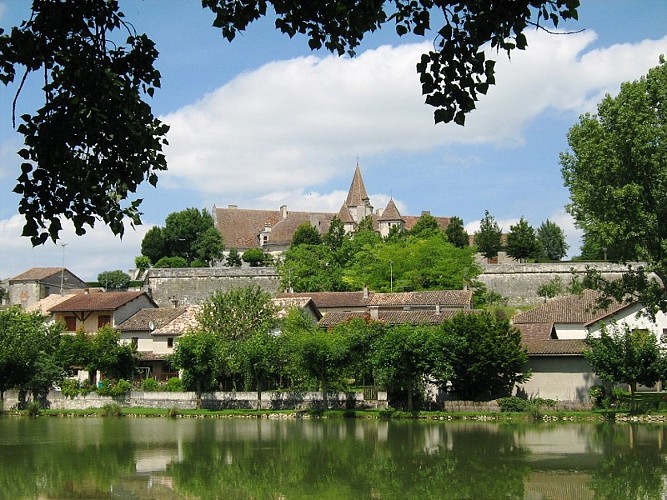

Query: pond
[0,416,665,499]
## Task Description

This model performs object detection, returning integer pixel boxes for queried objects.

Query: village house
[512,290,667,403]
[48,290,158,333]
[8,267,87,308]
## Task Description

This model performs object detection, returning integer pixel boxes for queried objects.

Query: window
[98,315,111,328]
[131,337,138,348]
[64,316,76,331]
[167,337,174,349]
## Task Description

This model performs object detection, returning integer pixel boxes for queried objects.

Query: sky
[1,1,666,282]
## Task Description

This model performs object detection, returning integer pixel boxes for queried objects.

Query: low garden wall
[2,390,389,411]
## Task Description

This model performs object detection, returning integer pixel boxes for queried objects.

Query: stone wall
[144,267,281,307]
[2,390,388,411]
[478,262,638,306]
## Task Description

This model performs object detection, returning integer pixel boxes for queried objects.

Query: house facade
[8,267,87,308]
[48,291,158,333]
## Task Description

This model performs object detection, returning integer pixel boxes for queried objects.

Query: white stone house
[512,290,667,403]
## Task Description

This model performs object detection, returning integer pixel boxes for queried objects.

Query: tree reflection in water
[0,418,666,498]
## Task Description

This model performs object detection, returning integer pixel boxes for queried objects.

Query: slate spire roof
[345,164,370,207]
[378,198,403,222]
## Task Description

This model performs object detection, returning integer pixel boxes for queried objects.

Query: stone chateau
[212,165,452,253]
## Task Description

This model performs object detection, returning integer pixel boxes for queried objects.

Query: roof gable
[378,199,403,222]
[345,165,370,207]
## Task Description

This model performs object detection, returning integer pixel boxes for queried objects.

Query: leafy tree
[280,244,347,292]
[409,212,440,238]
[197,286,276,341]
[344,233,479,292]
[384,224,406,243]
[291,222,323,247]
[141,226,167,265]
[536,276,564,299]
[505,217,539,263]
[193,226,224,265]
[170,330,221,407]
[371,325,442,411]
[237,331,280,409]
[536,219,569,261]
[323,216,347,251]
[585,325,664,409]
[1,1,580,244]
[561,57,667,313]
[474,210,502,262]
[0,307,63,402]
[225,248,242,267]
[97,270,131,290]
[88,326,138,382]
[154,256,188,268]
[442,312,529,400]
[445,216,469,248]
[134,255,151,273]
[242,248,267,267]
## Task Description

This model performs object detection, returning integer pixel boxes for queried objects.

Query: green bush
[111,379,132,397]
[165,377,183,392]
[589,384,605,408]
[60,379,82,399]
[96,379,113,396]
[140,378,160,392]
[497,396,529,412]
[100,403,123,417]
[26,402,41,417]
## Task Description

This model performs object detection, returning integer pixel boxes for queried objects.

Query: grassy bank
[1,405,630,422]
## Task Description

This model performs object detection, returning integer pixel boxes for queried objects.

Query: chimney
[421,210,430,216]
[370,306,379,320]
[363,286,369,299]
[435,304,441,315]
[228,204,237,209]
[280,205,288,219]
[376,208,384,217]
[169,296,179,308]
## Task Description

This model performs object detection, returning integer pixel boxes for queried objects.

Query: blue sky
[1,1,667,281]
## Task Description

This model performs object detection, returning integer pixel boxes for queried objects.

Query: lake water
[0,416,665,499]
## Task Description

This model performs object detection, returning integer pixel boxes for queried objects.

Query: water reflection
[0,417,666,499]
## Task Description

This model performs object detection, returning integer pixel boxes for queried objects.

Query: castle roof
[345,165,370,207]
[378,199,403,222]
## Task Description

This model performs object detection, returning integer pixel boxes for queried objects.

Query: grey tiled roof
[10,267,63,281]
[117,307,189,332]
[318,309,479,327]
[275,291,374,308]
[369,290,473,308]
[512,290,626,325]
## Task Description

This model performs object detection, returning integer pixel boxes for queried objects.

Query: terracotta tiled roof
[378,199,403,222]
[523,339,587,355]
[215,207,283,249]
[514,323,554,342]
[345,165,370,206]
[49,291,153,312]
[10,267,63,281]
[268,213,332,245]
[336,203,355,224]
[512,291,626,325]
[318,309,479,327]
[25,293,80,315]
[117,307,189,332]
[275,291,374,308]
[272,297,322,320]
[152,306,201,335]
[369,290,473,308]
[402,215,450,232]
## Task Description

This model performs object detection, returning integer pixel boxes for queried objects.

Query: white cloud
[0,214,149,281]
[160,30,667,212]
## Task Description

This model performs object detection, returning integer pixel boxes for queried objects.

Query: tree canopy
[474,210,502,261]
[1,1,580,244]
[536,219,568,261]
[445,216,469,248]
[505,216,539,263]
[97,270,131,290]
[140,208,223,266]
[561,57,667,313]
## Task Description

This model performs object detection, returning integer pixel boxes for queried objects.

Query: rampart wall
[478,262,638,306]
[144,267,280,307]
